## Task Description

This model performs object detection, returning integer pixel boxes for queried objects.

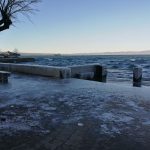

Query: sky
[1,0,150,54]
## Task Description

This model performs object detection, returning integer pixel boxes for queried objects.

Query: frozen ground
[0,74,150,150]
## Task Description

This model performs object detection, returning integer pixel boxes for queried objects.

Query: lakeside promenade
[0,73,150,150]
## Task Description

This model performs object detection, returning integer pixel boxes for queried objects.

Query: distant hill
[21,50,150,56]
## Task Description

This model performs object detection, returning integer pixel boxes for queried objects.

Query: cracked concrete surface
[0,74,150,150]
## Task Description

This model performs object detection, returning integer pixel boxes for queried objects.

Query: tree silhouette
[0,0,40,32]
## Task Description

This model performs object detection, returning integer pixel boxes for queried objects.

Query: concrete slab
[0,74,150,150]
[0,63,71,78]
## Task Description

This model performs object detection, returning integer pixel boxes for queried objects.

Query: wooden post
[133,67,142,87]
[94,65,107,82]
[0,71,11,83]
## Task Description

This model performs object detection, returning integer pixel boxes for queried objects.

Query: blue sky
[1,0,150,54]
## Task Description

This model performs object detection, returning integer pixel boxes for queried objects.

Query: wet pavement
[0,74,150,150]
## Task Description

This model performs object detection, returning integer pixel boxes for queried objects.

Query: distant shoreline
[21,53,150,57]
[20,50,150,56]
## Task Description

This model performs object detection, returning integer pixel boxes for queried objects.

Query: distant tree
[0,0,41,32]
[13,48,18,53]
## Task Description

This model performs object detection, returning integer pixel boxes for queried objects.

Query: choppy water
[29,55,150,86]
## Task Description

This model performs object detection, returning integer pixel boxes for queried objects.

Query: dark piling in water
[133,67,142,87]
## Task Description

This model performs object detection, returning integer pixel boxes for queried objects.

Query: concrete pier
[0,63,107,82]
[0,63,71,78]
[0,63,146,86]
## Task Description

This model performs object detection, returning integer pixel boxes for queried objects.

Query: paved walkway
[0,74,150,150]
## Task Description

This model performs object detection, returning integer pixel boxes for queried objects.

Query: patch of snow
[100,113,134,123]
[126,101,140,111]
[58,97,66,102]
[100,124,121,135]
[101,113,114,120]
[101,124,109,133]
[111,127,121,134]
[77,123,84,127]
[126,101,137,107]
[118,116,134,123]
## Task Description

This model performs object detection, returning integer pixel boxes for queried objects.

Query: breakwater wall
[0,63,71,79]
[0,63,142,86]
[0,63,106,81]
[0,57,35,63]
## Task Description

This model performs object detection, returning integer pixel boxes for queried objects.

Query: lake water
[28,55,150,86]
